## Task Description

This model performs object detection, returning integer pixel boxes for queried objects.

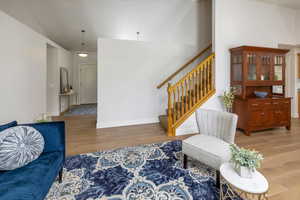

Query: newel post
[167,83,174,136]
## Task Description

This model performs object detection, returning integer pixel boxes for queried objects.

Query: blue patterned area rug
[46,141,231,200]
[64,104,97,116]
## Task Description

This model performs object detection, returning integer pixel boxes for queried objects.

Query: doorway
[79,64,97,104]
[60,53,98,118]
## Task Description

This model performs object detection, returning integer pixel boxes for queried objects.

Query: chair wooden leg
[58,168,63,183]
[216,170,221,189]
[183,154,188,169]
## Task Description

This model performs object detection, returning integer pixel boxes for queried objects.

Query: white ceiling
[0,0,202,51]
[0,0,299,51]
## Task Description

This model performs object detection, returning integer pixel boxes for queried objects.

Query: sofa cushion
[0,151,64,200]
[24,122,65,153]
[182,134,231,170]
[0,126,45,170]
[0,121,17,132]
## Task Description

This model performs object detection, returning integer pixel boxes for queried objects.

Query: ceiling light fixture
[78,30,88,58]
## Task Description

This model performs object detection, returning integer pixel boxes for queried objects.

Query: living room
[1,0,300,199]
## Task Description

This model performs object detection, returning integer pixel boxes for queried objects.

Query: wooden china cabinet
[230,46,291,136]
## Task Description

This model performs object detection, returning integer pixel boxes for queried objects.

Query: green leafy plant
[221,87,236,112]
[230,144,264,170]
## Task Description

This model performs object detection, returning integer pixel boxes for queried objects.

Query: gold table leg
[220,176,268,200]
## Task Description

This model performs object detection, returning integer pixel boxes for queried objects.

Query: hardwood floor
[53,115,300,200]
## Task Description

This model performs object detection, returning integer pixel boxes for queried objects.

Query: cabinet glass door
[260,55,271,81]
[232,55,242,81]
[247,53,257,80]
[274,55,284,81]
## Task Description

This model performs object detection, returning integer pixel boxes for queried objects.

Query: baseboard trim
[97,118,159,129]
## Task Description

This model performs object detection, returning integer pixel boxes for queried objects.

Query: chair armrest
[19,122,65,155]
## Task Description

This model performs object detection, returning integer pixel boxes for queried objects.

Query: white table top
[220,163,269,194]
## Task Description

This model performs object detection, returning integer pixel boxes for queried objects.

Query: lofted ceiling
[0,0,299,51]
[0,0,203,51]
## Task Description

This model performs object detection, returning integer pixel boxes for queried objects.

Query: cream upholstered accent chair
[182,109,238,187]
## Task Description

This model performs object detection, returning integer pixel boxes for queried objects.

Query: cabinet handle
[261,112,265,115]
[252,104,259,106]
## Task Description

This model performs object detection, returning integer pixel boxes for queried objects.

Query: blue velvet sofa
[0,121,65,200]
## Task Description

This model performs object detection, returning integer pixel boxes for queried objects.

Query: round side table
[220,163,269,200]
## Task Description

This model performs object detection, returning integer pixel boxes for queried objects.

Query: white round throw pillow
[0,126,44,170]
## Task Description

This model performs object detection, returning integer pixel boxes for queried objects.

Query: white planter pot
[236,166,255,178]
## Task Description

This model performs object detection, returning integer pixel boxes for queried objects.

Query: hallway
[63,104,97,116]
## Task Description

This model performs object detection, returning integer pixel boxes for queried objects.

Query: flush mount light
[78,52,88,57]
[77,30,88,58]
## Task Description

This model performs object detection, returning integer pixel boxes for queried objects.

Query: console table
[59,91,77,114]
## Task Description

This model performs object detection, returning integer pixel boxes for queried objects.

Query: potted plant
[230,144,264,178]
[221,87,236,112]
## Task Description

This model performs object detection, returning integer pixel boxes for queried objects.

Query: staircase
[157,44,215,136]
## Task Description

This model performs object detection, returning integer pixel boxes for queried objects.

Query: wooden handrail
[157,43,212,89]
[169,53,215,91]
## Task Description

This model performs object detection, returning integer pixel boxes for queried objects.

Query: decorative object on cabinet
[254,91,268,98]
[230,46,291,136]
[221,87,236,112]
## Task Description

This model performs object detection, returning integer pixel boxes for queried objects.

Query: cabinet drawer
[282,100,290,108]
[273,108,290,125]
[272,100,290,109]
[249,101,272,110]
[249,109,272,127]
[249,103,261,110]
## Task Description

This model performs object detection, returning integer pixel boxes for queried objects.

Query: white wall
[0,10,71,123]
[214,0,297,97]
[71,51,97,105]
[38,0,300,132]
[283,46,298,118]
[97,39,211,128]
[287,47,300,118]
[97,0,212,134]
[296,11,300,44]
[46,45,58,115]
[97,0,212,131]
[206,0,299,119]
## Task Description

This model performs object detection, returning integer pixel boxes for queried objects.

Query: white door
[80,64,97,104]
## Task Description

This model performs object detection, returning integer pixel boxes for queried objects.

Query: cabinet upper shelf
[230,46,289,85]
